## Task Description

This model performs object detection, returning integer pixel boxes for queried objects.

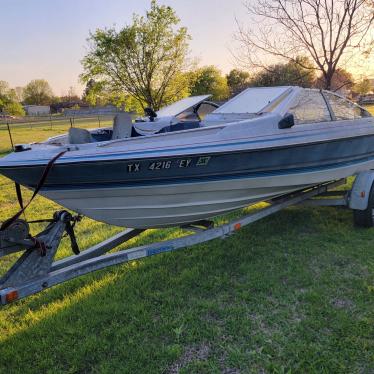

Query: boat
[0,86,373,229]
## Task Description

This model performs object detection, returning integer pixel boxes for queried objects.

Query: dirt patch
[167,343,210,373]
[331,298,355,310]
[217,351,241,374]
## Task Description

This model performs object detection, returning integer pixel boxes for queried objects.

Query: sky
[1,0,373,96]
[0,0,246,95]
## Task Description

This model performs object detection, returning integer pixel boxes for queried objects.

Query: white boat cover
[213,87,290,114]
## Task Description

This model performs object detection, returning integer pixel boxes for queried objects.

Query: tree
[3,102,25,116]
[23,79,54,105]
[7,88,18,103]
[190,66,229,101]
[252,57,316,87]
[82,78,144,112]
[235,0,374,90]
[14,87,24,102]
[58,86,80,103]
[82,79,99,105]
[83,79,124,107]
[62,86,79,102]
[0,81,9,97]
[354,78,372,95]
[226,69,251,96]
[81,0,190,111]
[0,81,9,112]
[0,81,25,115]
[315,68,354,92]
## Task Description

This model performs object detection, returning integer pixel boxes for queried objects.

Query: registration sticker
[196,156,211,166]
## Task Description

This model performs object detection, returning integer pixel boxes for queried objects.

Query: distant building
[23,105,50,116]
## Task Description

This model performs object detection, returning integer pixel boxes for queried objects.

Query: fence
[63,106,126,117]
[0,114,122,155]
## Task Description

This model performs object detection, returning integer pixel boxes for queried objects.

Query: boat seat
[68,128,92,144]
[112,112,133,140]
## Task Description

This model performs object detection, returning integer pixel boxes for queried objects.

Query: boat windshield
[156,95,211,117]
[213,86,290,114]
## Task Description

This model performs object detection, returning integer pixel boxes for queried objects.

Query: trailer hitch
[0,211,81,259]
[0,211,81,296]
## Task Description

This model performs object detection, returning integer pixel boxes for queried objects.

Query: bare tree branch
[234,0,374,89]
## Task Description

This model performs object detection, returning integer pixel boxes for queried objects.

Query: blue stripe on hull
[2,134,374,190]
[40,154,374,191]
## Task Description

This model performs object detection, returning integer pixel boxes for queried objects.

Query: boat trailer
[1,173,374,306]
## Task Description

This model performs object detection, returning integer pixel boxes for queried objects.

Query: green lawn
[0,117,373,373]
[366,104,374,115]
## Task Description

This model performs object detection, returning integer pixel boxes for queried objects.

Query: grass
[0,117,373,373]
[365,104,374,114]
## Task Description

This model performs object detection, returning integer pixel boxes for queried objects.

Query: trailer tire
[353,183,374,227]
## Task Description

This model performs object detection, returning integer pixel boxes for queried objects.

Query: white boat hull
[41,159,374,228]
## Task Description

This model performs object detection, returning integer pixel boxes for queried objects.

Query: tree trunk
[324,67,334,91]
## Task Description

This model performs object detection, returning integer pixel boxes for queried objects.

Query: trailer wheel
[353,183,374,227]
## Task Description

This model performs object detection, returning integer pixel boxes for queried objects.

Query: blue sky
[0,0,246,95]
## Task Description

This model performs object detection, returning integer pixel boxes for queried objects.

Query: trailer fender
[349,171,374,210]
